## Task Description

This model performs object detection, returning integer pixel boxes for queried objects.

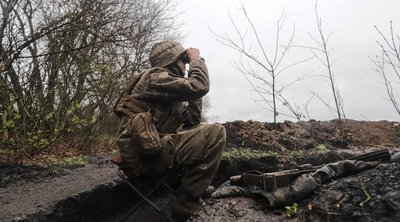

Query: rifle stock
[229,148,391,190]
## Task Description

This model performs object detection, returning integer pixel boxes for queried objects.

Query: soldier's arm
[181,99,202,127]
[149,59,209,101]
[141,59,209,101]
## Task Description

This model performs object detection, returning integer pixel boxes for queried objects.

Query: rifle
[229,149,391,191]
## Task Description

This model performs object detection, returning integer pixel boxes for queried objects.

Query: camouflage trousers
[211,159,378,207]
[172,123,226,197]
[118,123,226,198]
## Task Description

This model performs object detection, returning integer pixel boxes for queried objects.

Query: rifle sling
[240,169,316,191]
[237,149,391,192]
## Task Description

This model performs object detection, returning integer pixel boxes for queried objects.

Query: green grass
[0,174,10,186]
[290,150,305,159]
[316,144,327,152]
[285,202,299,218]
[222,148,278,162]
[47,155,87,169]
[61,155,86,166]
[111,148,119,155]
[359,182,372,206]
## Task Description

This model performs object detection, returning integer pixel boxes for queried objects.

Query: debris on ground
[0,119,399,221]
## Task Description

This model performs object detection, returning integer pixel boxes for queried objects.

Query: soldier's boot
[172,191,203,222]
[203,185,215,197]
[391,152,400,162]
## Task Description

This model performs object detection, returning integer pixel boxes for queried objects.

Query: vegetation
[46,155,86,173]
[214,2,351,141]
[290,150,305,159]
[308,3,347,131]
[315,143,327,152]
[222,148,278,163]
[0,174,10,186]
[285,202,299,218]
[0,0,181,157]
[213,4,311,124]
[60,155,86,167]
[359,181,372,207]
[370,21,400,117]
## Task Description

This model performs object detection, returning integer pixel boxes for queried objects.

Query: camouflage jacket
[128,58,209,133]
[115,59,209,177]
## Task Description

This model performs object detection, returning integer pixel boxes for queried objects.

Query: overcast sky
[177,0,400,123]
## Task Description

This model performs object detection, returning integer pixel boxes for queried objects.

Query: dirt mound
[191,162,400,222]
[0,156,120,222]
[304,162,400,222]
[1,119,399,221]
[223,119,400,152]
[218,119,400,186]
[195,119,400,221]
[224,120,315,153]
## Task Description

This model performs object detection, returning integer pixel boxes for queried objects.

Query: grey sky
[178,0,400,122]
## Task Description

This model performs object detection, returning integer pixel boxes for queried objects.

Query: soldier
[115,40,226,221]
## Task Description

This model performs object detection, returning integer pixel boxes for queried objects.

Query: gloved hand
[211,180,250,198]
[186,48,200,62]
[391,152,400,162]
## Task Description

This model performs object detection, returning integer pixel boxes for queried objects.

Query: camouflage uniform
[211,160,378,207]
[115,41,226,209]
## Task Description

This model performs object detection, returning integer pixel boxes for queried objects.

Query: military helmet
[149,40,185,67]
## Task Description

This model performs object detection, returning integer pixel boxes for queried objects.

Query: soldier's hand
[187,48,200,61]
[211,180,249,198]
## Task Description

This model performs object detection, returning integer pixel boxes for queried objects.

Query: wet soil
[0,156,122,222]
[190,162,400,222]
[224,119,400,152]
[304,162,400,222]
[0,119,399,221]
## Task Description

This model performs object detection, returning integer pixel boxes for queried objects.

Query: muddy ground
[189,120,400,222]
[1,119,399,221]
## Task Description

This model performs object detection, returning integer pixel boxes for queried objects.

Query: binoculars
[180,52,190,64]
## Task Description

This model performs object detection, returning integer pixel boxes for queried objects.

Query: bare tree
[304,2,347,131]
[213,4,312,124]
[370,21,400,116]
[0,0,181,155]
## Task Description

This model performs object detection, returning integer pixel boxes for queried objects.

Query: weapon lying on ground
[230,149,391,191]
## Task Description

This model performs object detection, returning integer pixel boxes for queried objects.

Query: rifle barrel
[348,149,391,162]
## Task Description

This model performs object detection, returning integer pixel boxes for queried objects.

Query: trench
[20,150,351,222]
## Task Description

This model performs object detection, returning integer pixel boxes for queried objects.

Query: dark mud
[0,162,58,187]
[190,197,288,222]
[190,161,400,222]
[304,162,400,222]
[223,120,400,152]
[0,120,399,221]
[0,156,122,222]
[0,156,109,187]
